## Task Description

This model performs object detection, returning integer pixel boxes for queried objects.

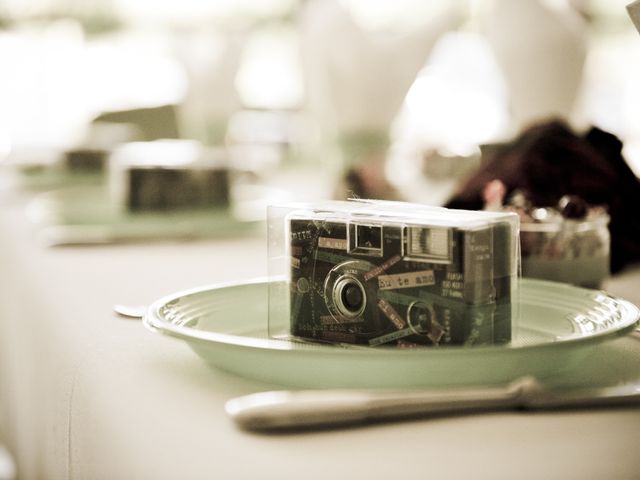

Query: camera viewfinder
[349,223,383,256]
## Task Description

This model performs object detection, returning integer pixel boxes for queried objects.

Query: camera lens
[333,276,366,319]
[341,283,363,312]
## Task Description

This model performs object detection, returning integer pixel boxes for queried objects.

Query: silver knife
[225,377,640,431]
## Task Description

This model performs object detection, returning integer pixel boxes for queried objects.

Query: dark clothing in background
[444,120,640,273]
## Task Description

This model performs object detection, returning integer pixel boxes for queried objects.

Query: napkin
[299,0,458,150]
[173,28,244,145]
[479,0,587,131]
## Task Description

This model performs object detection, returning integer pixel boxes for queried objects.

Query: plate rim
[142,277,640,356]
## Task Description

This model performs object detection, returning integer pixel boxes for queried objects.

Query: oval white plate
[143,278,639,388]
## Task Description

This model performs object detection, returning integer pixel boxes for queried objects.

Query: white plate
[143,278,639,388]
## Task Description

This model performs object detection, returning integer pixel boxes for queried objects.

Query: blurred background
[0,0,638,180]
[0,0,639,279]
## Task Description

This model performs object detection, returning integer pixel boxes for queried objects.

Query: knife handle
[225,377,538,430]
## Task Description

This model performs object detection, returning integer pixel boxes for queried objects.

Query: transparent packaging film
[268,200,520,348]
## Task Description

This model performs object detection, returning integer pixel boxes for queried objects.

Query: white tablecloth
[1,188,639,480]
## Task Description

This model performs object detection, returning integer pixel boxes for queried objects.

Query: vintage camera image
[289,214,514,347]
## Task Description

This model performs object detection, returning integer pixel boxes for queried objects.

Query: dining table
[0,179,639,480]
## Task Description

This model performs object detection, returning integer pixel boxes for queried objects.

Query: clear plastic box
[520,212,610,289]
[268,199,520,348]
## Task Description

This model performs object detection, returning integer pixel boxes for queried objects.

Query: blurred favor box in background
[109,139,230,213]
